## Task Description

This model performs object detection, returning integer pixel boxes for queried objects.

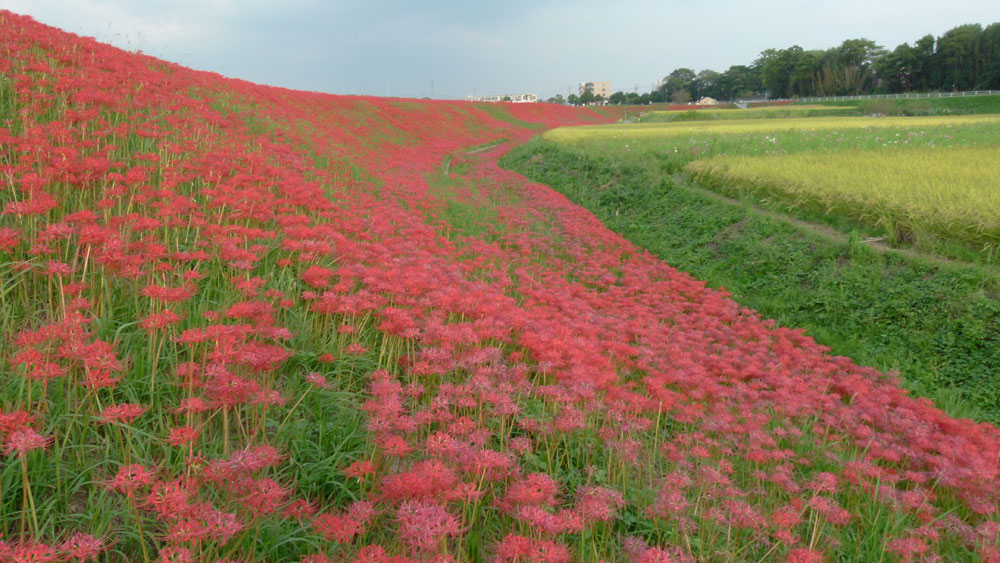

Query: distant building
[579,81,611,99]
[466,93,538,103]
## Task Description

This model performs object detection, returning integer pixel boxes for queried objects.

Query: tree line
[554,22,1000,105]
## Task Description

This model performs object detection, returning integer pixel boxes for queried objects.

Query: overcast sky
[4,1,1000,100]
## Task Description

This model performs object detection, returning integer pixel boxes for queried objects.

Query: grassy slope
[5,13,1000,561]
[809,94,1000,115]
[502,139,1000,422]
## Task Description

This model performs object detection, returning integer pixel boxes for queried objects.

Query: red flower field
[1,11,998,562]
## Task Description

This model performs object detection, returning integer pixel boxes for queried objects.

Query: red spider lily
[145,478,194,520]
[785,548,824,563]
[282,499,318,520]
[344,342,368,355]
[140,310,183,332]
[165,425,200,447]
[4,428,48,455]
[5,540,59,563]
[343,460,376,481]
[238,476,291,518]
[635,547,677,563]
[394,500,459,553]
[303,371,331,389]
[886,537,929,561]
[575,486,625,523]
[0,226,21,251]
[58,532,106,562]
[96,403,148,425]
[501,472,560,511]
[301,265,334,289]
[514,505,584,535]
[141,284,196,303]
[495,534,572,563]
[108,464,155,497]
[196,505,244,545]
[0,409,36,435]
[157,546,195,563]
[312,512,362,543]
[165,517,210,545]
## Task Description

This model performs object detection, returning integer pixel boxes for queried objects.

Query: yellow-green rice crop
[541,115,1000,176]
[686,145,1000,250]
[546,114,1000,143]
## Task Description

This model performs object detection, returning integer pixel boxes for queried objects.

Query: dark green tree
[693,69,720,99]
[717,65,760,99]
[790,50,824,96]
[757,47,804,98]
[661,68,696,102]
[979,23,1000,88]
[936,24,983,90]
[875,43,913,92]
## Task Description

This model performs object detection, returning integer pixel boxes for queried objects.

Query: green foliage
[849,94,1000,116]
[657,20,999,101]
[639,106,859,122]
[503,139,1000,423]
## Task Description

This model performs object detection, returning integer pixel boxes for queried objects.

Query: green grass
[502,138,1000,424]
[807,93,1000,116]
[638,105,860,122]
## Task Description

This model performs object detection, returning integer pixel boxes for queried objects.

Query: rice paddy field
[686,146,1000,250]
[542,114,1000,255]
[637,106,859,123]
[4,11,1000,563]
[545,114,1000,146]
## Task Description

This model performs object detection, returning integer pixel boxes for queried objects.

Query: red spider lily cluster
[1,10,999,562]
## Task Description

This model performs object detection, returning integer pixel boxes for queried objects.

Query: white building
[466,93,538,103]
[579,81,611,99]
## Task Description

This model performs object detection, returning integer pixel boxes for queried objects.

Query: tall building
[579,81,611,99]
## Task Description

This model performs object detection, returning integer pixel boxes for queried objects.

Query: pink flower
[395,500,459,552]
[786,548,824,563]
[166,425,199,447]
[313,512,361,543]
[304,371,331,389]
[343,460,376,481]
[59,532,106,561]
[575,486,625,523]
[4,428,48,455]
[97,403,148,425]
[887,537,929,561]
[108,464,155,497]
